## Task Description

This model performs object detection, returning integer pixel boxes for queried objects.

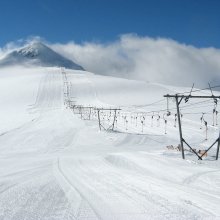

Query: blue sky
[0,0,219,48]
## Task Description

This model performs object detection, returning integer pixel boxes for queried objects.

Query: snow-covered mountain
[0,42,84,70]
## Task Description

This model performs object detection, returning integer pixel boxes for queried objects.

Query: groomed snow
[0,66,220,220]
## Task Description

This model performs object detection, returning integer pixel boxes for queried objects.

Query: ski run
[0,66,220,220]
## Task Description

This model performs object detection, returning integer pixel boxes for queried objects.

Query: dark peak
[17,42,49,58]
[0,41,84,70]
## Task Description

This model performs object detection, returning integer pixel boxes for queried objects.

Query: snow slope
[0,66,220,220]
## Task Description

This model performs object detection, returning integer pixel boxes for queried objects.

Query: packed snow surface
[0,66,220,220]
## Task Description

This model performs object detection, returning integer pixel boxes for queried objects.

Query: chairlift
[163,113,168,134]
[156,113,160,127]
[174,113,177,127]
[151,112,154,127]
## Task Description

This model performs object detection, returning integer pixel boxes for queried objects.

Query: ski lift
[157,113,161,127]
[141,120,144,133]
[212,99,218,126]
[200,113,208,140]
[204,120,208,140]
[151,112,154,127]
[163,113,168,134]
[213,108,216,126]
[174,113,177,127]
[142,116,146,126]
[125,119,128,130]
[200,113,205,129]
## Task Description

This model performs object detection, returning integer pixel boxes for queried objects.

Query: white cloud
[0,42,18,59]
[1,34,220,88]
[50,34,220,88]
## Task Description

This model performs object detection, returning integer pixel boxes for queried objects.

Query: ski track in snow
[0,67,220,219]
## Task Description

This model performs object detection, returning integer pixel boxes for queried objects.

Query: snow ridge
[0,42,84,70]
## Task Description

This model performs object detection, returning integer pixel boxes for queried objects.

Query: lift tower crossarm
[164,94,220,99]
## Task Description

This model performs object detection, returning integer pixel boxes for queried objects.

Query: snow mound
[0,42,84,70]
